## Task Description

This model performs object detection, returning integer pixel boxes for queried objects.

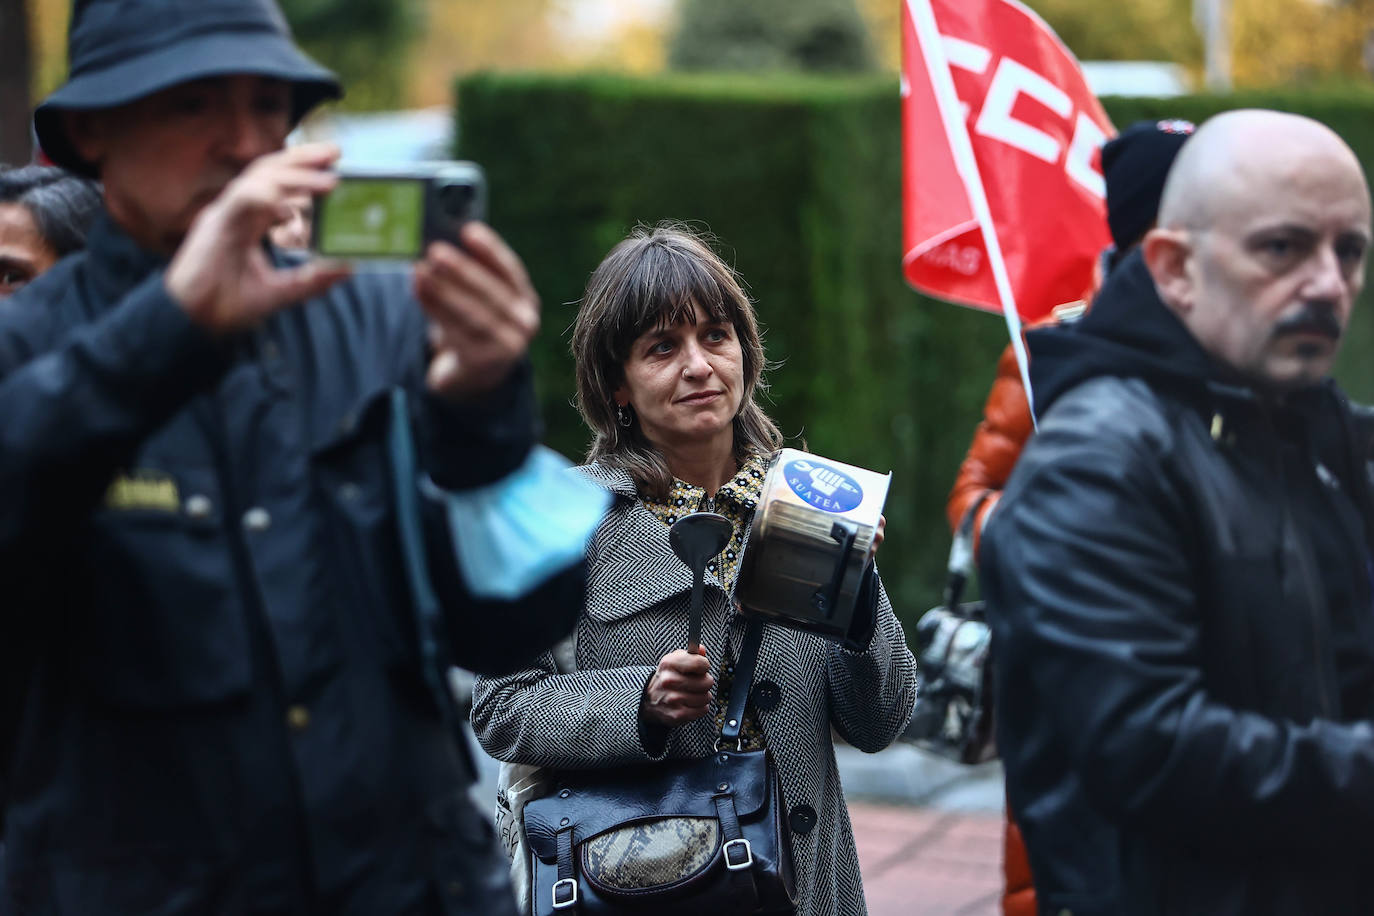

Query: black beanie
[1101,119,1195,253]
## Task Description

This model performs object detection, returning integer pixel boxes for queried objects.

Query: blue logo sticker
[784,459,863,513]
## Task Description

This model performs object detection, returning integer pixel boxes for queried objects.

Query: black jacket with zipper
[0,214,582,915]
[981,250,1374,916]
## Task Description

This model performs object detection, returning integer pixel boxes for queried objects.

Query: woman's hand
[869,515,886,562]
[642,647,714,727]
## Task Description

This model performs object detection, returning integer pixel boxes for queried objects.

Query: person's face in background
[269,192,313,249]
[66,75,292,254]
[0,203,59,298]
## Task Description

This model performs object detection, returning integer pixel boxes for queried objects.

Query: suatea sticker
[784,459,863,513]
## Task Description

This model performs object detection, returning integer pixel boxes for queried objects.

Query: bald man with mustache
[979,110,1374,915]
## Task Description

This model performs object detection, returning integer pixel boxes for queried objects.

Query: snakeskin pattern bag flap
[581,817,720,893]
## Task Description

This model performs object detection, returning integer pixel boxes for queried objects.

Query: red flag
[902,0,1114,323]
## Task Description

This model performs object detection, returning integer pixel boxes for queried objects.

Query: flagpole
[905,0,1036,423]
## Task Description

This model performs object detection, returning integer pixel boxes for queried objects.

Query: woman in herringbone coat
[472,223,916,916]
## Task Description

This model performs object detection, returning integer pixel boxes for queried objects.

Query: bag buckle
[552,877,579,909]
[723,837,753,871]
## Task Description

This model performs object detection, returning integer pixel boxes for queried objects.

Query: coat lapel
[576,463,732,624]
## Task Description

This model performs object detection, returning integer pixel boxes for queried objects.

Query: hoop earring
[617,404,633,428]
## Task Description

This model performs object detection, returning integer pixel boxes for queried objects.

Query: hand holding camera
[414,222,542,400]
[166,143,351,333]
[167,148,538,397]
[309,160,538,399]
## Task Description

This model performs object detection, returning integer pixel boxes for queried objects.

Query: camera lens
[438,183,476,218]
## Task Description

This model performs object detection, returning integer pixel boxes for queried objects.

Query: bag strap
[387,388,477,778]
[714,792,761,905]
[944,491,992,611]
[719,617,765,744]
[553,825,578,910]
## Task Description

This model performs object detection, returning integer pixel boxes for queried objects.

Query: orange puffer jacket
[945,287,1094,546]
[945,342,1032,552]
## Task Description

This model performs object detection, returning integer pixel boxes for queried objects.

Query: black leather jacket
[0,215,582,914]
[981,252,1374,916]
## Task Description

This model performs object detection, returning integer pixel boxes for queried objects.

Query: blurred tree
[856,0,899,72]
[569,19,668,75]
[408,0,559,108]
[855,0,1372,89]
[278,0,422,109]
[1025,0,1201,66]
[30,0,69,99]
[1231,0,1374,86]
[553,0,673,77]
[851,0,1201,73]
[669,0,877,73]
[1,0,33,164]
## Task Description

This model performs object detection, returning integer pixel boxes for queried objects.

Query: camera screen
[317,178,425,258]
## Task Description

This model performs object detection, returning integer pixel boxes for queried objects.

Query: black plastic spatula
[669,511,733,652]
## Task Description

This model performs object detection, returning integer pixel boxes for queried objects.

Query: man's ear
[1142,227,1195,317]
[61,110,107,169]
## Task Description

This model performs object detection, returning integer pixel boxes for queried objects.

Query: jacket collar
[83,211,171,310]
[574,462,639,497]
[575,462,739,623]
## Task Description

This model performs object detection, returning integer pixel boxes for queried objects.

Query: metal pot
[733,449,891,642]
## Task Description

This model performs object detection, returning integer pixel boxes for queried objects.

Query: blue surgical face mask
[422,445,610,600]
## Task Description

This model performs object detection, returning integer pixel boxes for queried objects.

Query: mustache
[1272,304,1343,341]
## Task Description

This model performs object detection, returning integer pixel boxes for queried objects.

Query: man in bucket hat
[0,1,582,913]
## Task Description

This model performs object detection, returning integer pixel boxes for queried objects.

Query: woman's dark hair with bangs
[572,222,782,498]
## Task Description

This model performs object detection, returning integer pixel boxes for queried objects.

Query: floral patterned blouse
[642,454,769,750]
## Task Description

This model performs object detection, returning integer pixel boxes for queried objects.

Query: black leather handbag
[521,512,797,916]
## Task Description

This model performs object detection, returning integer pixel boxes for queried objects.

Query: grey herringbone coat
[472,464,917,916]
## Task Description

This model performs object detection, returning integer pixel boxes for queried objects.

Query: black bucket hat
[34,0,343,177]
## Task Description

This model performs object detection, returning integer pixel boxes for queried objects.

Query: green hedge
[456,72,1374,635]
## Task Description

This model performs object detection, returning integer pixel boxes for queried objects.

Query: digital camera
[312,161,487,261]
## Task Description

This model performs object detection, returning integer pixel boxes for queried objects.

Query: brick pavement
[850,802,1003,916]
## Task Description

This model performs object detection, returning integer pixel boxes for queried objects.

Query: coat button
[752,680,781,712]
[184,494,213,520]
[789,805,817,835]
[242,507,272,532]
[286,705,310,731]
